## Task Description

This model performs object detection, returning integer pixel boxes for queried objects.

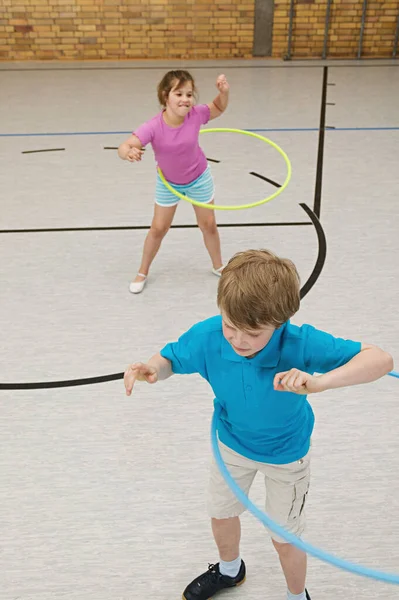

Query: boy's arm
[315,343,393,392]
[148,352,174,380]
[124,322,208,396]
[274,344,393,395]
[124,353,173,396]
[208,74,229,120]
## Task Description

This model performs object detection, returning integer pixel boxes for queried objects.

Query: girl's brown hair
[217,249,301,330]
[157,70,197,107]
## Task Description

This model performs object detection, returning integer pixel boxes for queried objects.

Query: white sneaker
[129,273,147,294]
[212,266,224,277]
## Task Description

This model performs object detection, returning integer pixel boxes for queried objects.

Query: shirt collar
[221,321,287,367]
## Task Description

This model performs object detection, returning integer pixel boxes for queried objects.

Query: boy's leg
[211,516,241,561]
[207,443,257,561]
[272,539,307,595]
[182,443,256,600]
[260,450,311,597]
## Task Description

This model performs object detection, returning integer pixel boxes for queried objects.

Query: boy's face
[221,313,276,358]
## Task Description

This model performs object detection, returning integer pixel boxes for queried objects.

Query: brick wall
[273,0,399,59]
[0,0,255,60]
[0,0,398,61]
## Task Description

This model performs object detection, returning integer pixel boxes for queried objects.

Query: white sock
[287,591,306,600]
[219,556,241,578]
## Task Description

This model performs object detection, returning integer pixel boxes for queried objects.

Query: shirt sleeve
[133,119,155,147]
[160,324,208,379]
[193,104,211,125]
[303,325,362,374]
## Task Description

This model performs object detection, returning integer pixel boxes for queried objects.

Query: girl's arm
[208,74,230,121]
[118,134,145,162]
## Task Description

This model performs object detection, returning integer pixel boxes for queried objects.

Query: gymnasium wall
[0,0,398,61]
[273,1,399,59]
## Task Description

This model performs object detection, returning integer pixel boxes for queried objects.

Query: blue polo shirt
[160,316,361,464]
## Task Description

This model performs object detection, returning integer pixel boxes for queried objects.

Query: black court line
[0,222,312,234]
[104,146,147,151]
[0,62,397,73]
[103,147,220,163]
[0,161,304,233]
[250,171,281,188]
[0,372,124,390]
[299,203,326,300]
[313,66,328,220]
[22,148,65,154]
[0,203,325,391]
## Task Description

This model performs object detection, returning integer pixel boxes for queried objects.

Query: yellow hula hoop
[157,128,292,211]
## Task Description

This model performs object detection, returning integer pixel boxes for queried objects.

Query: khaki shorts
[207,442,311,543]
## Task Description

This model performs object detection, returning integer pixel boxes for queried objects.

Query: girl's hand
[273,369,325,395]
[216,74,229,94]
[126,147,144,162]
[124,362,158,396]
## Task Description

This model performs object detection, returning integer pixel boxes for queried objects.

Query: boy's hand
[126,147,144,162]
[216,74,229,94]
[124,362,158,396]
[273,369,325,395]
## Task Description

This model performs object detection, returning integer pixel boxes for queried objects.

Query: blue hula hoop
[211,369,399,585]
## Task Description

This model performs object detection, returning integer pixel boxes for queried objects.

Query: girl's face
[165,79,194,118]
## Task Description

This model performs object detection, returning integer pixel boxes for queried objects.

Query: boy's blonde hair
[217,249,300,330]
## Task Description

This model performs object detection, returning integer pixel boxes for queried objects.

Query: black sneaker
[182,561,246,600]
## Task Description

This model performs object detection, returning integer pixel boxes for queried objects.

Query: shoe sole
[182,575,246,600]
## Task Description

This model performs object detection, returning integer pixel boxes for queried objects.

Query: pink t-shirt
[133,104,210,185]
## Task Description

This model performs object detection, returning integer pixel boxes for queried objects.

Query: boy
[124,249,393,600]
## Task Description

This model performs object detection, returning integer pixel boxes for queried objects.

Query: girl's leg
[132,203,177,283]
[193,201,223,271]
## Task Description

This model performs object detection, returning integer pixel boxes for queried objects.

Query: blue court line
[1,126,399,137]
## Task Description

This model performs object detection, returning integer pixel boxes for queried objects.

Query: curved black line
[22,148,65,154]
[299,203,327,300]
[0,371,124,390]
[0,203,325,390]
[249,171,281,188]
[0,222,312,234]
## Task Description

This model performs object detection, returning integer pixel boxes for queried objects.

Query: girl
[118,70,229,294]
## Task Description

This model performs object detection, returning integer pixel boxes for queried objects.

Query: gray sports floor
[1,58,399,600]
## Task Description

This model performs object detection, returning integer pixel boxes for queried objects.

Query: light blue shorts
[155,166,215,207]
